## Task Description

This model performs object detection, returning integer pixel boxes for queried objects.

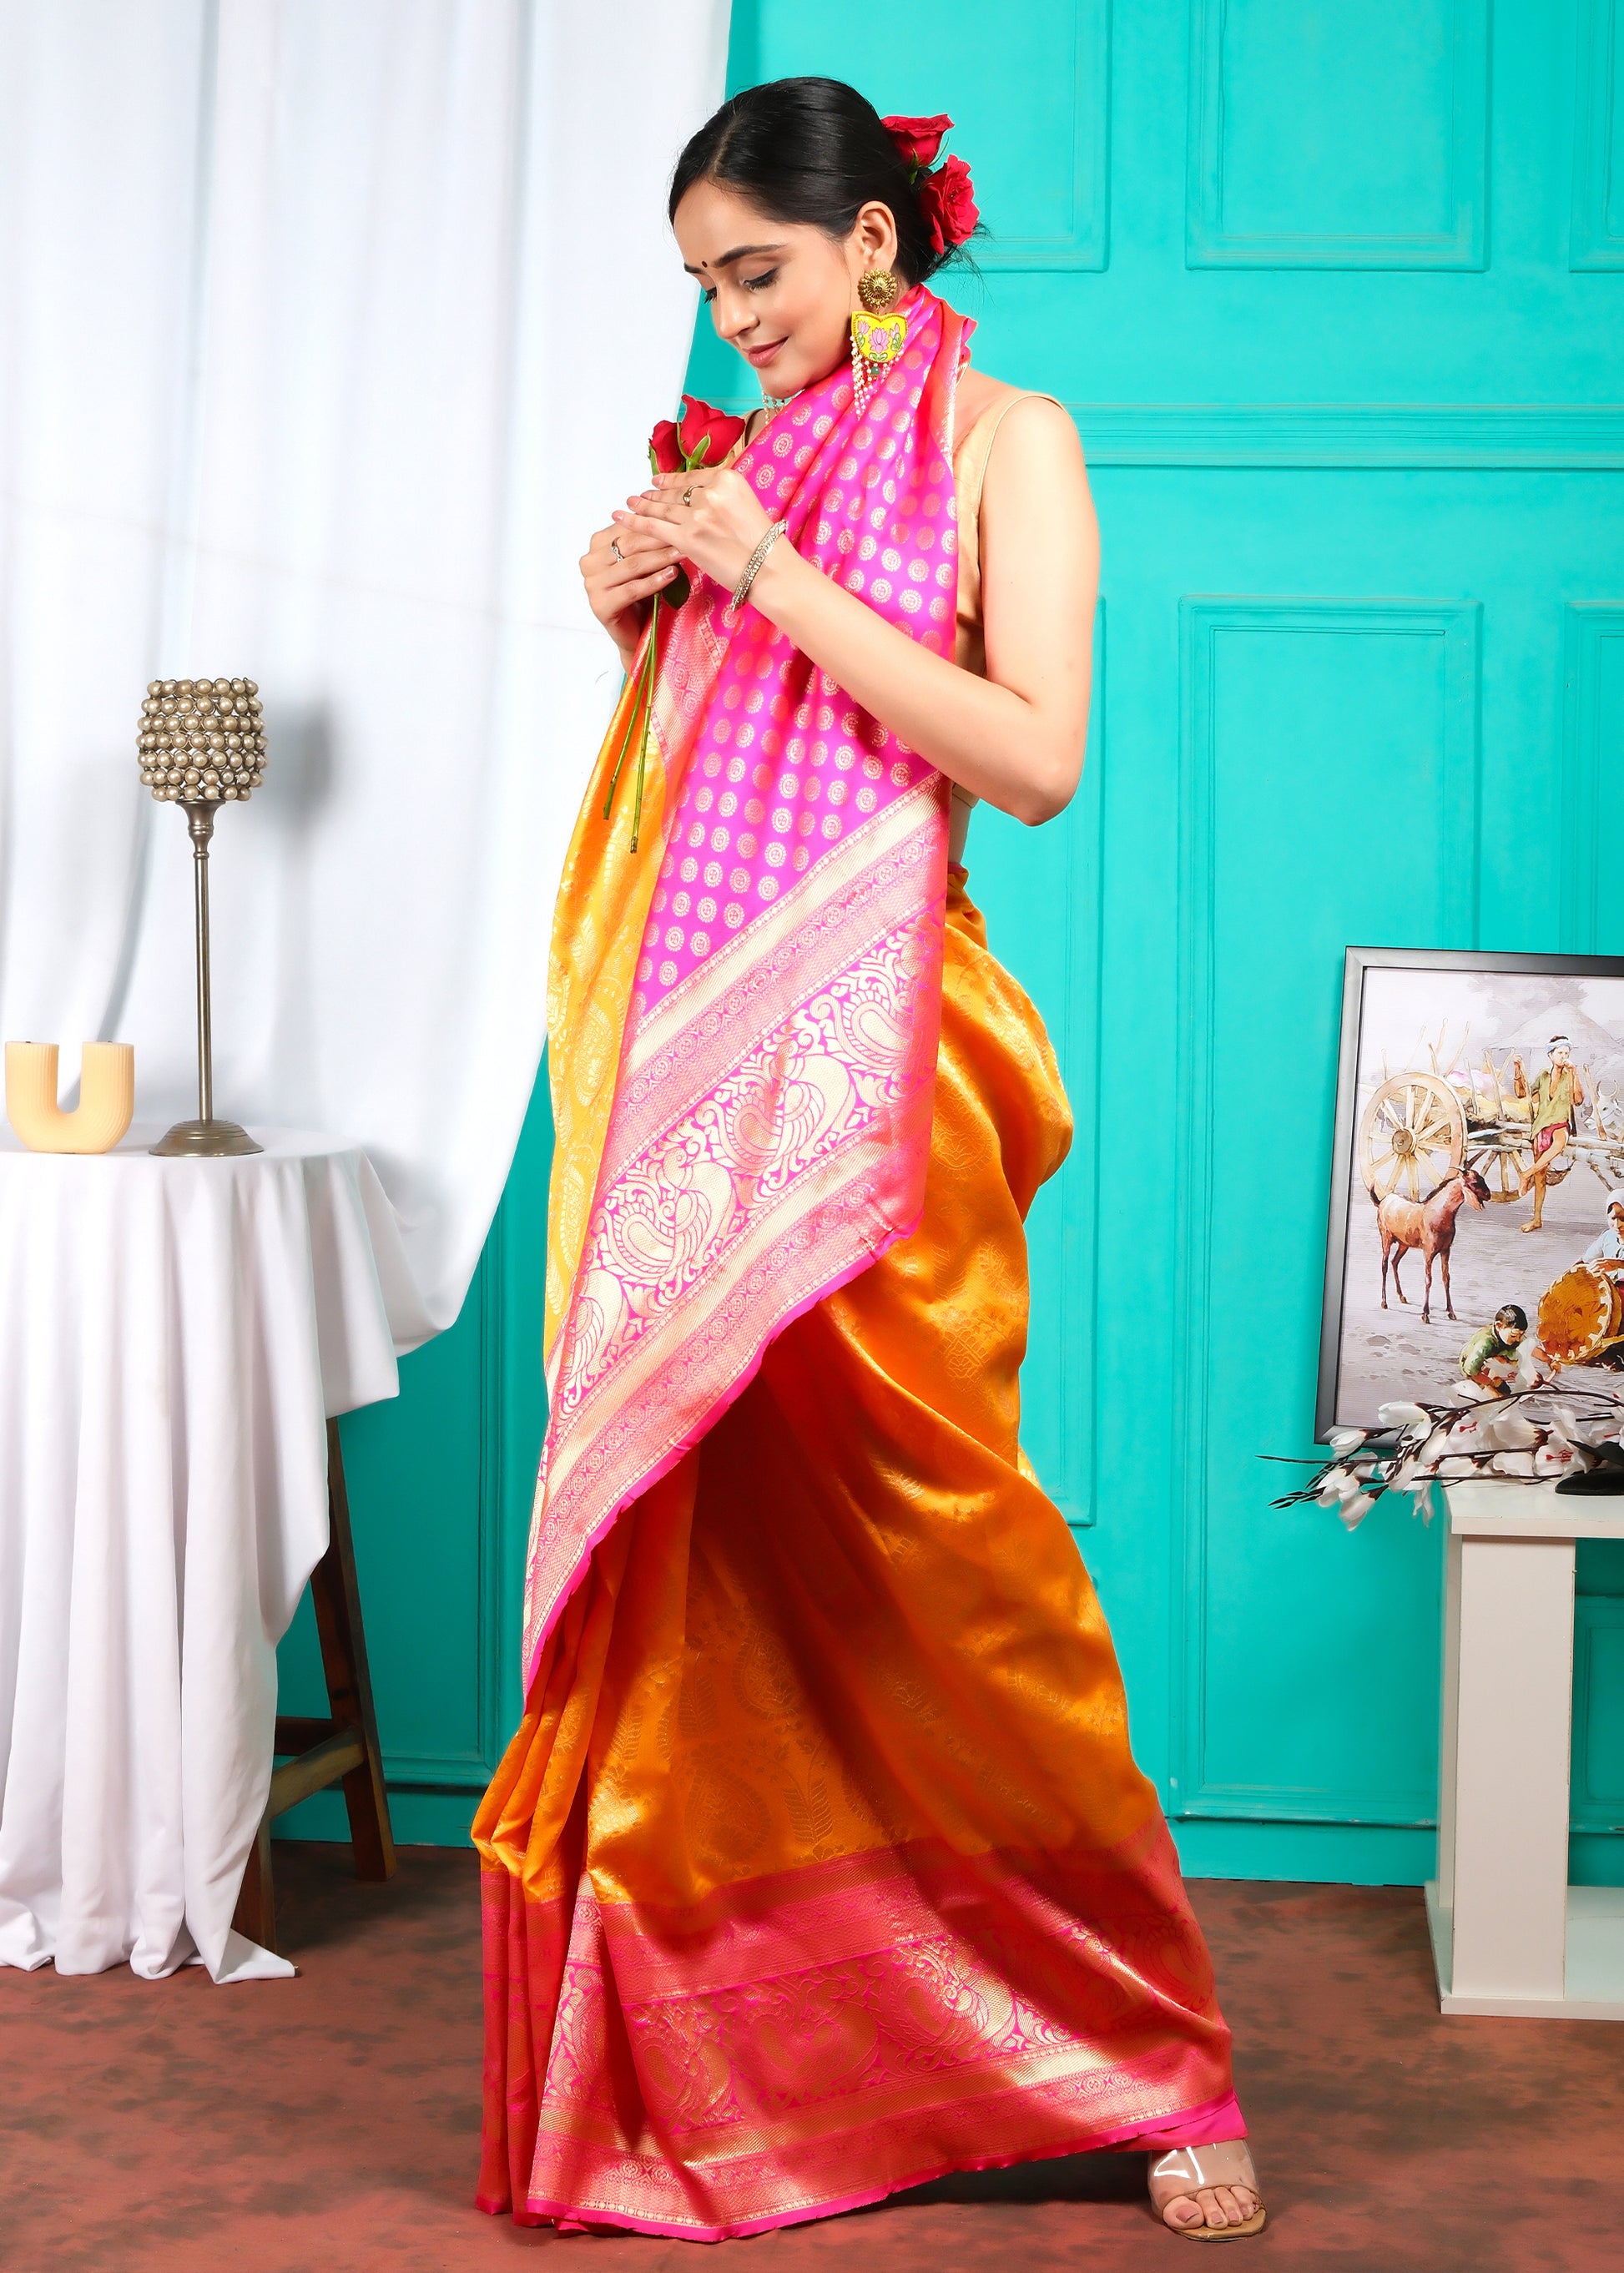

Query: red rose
[649,395,747,477]
[883,113,952,172]
[643,396,745,612]
[917,154,980,257]
[648,396,745,475]
[678,395,746,466]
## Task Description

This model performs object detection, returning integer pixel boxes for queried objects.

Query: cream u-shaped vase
[5,1041,136,1154]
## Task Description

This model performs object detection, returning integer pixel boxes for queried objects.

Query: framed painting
[1318,946,1624,1435]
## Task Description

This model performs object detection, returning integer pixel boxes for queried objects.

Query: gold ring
[609,538,623,563]
[682,485,695,507]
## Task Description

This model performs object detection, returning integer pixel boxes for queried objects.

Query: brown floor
[3,1847,1621,2273]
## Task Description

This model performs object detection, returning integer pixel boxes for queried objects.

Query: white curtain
[0,0,729,1338]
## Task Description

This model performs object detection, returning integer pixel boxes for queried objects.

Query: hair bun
[881,114,979,253]
[672,78,978,288]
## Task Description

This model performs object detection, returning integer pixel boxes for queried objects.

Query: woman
[476,78,1263,2245]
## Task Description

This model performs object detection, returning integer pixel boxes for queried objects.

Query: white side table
[1427,1477,1624,2019]
[0,1128,421,1984]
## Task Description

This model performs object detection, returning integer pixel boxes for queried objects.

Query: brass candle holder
[138,676,267,1158]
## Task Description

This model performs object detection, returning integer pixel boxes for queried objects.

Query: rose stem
[602,602,656,821]
[630,597,661,850]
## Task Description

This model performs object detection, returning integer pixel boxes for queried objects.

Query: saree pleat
[476,873,1238,2240]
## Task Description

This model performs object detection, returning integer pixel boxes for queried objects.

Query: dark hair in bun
[668,77,952,289]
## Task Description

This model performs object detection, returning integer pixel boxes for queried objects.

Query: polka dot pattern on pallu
[633,292,965,1018]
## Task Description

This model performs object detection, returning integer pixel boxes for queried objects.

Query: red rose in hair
[649,394,746,476]
[917,154,980,256]
[882,112,952,172]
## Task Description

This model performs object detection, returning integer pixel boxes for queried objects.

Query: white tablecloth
[0,1129,426,1983]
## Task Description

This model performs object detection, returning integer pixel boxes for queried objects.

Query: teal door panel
[1178,599,1477,1825]
[275,1064,551,1845]
[280,1296,490,1783]
[1575,1600,1624,1829]
[1572,0,1624,270]
[1187,0,1490,269]
[1563,603,1624,945]
[281,0,1624,1882]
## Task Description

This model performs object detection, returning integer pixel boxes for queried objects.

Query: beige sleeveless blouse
[948,390,1058,860]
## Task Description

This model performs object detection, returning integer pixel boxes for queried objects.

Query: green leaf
[665,567,691,610]
[684,435,712,470]
[648,442,659,480]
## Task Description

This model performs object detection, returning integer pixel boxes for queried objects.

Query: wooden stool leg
[233,1812,277,1953]
[309,1419,396,1883]
[235,1419,396,1949]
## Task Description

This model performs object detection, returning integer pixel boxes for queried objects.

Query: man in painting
[1518,1036,1585,1232]
[1460,1303,1530,1394]
[1583,1191,1624,1263]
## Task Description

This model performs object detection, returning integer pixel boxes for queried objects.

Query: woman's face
[673,180,899,400]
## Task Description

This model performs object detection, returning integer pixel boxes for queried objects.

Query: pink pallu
[523,290,967,1686]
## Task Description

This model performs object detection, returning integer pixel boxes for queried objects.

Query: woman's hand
[621,467,773,598]
[579,519,684,671]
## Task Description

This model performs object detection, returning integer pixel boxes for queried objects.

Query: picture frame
[1318,945,1624,1437]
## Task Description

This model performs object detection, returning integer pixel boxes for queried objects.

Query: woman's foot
[1160,2181,1262,2235]
[1148,2142,1265,2240]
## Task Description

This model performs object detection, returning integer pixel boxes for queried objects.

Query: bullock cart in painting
[1358,1051,1624,1206]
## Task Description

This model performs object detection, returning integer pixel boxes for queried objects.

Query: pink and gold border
[481,1821,1240,2240]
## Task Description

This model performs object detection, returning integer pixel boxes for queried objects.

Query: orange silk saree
[476,295,1238,2240]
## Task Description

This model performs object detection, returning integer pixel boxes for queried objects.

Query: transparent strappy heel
[1148,2142,1267,2241]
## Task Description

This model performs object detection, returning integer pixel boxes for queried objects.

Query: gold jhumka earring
[850,268,906,414]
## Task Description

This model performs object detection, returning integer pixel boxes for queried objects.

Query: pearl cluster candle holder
[139,676,265,1158]
[139,676,266,801]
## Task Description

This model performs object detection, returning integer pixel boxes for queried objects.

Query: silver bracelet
[729,520,787,616]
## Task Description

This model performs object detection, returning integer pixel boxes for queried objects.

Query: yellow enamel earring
[850,269,905,414]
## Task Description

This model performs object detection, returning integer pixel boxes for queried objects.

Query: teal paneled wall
[280,0,1624,1880]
